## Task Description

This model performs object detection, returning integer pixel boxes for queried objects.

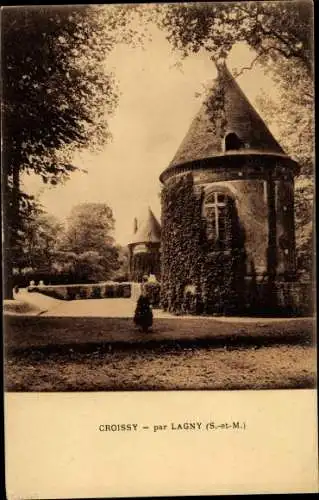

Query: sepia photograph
[2,1,316,394]
[2,2,318,498]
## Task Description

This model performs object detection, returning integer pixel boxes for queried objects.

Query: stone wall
[275,177,296,276]
[198,178,269,276]
[191,156,297,279]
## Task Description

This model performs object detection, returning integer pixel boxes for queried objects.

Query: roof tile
[168,63,285,170]
[129,207,161,245]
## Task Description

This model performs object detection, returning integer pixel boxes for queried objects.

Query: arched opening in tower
[224,132,244,151]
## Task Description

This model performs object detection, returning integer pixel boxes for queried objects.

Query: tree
[256,59,313,175]
[113,246,130,281]
[51,250,106,284]
[61,203,115,252]
[153,1,313,74]
[1,5,136,297]
[59,203,120,280]
[14,208,64,273]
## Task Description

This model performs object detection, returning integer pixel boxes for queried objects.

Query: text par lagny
[98,421,246,432]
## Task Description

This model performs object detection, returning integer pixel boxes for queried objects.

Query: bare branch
[232,53,263,79]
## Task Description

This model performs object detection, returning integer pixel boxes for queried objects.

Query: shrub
[79,287,88,299]
[144,282,161,308]
[92,286,101,299]
[29,286,68,300]
[130,252,160,282]
[117,284,124,297]
[104,284,115,298]
[28,282,132,301]
[121,283,131,298]
[66,287,78,300]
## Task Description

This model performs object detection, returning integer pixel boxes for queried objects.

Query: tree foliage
[113,245,130,281]
[13,202,121,283]
[1,5,133,296]
[256,59,313,174]
[12,206,64,272]
[153,1,313,73]
[2,5,122,184]
[61,203,115,252]
[59,203,120,280]
[51,250,107,284]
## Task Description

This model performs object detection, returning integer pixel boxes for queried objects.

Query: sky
[22,19,280,246]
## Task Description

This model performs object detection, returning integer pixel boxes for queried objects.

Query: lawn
[4,315,316,392]
[4,315,315,350]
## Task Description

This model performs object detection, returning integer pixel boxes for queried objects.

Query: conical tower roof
[162,63,288,180]
[129,207,161,245]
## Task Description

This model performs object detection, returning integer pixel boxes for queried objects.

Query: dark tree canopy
[13,208,64,272]
[2,5,120,185]
[153,1,313,74]
[1,5,131,297]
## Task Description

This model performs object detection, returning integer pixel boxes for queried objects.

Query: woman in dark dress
[134,292,153,333]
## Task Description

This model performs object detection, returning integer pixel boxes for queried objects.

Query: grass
[4,315,315,351]
[4,315,316,392]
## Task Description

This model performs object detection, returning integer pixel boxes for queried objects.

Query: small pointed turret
[128,207,161,246]
[128,207,161,282]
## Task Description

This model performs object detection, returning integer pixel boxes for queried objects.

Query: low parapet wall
[28,282,132,301]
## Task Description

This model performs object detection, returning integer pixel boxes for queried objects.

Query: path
[13,289,175,318]
[13,289,64,315]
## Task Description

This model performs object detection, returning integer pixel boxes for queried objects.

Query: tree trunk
[3,235,13,299]
[2,169,13,299]
[2,163,20,299]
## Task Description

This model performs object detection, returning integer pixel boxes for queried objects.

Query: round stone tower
[128,207,161,282]
[159,63,299,315]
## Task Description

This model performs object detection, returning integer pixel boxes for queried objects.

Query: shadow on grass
[6,332,314,360]
[4,314,315,361]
